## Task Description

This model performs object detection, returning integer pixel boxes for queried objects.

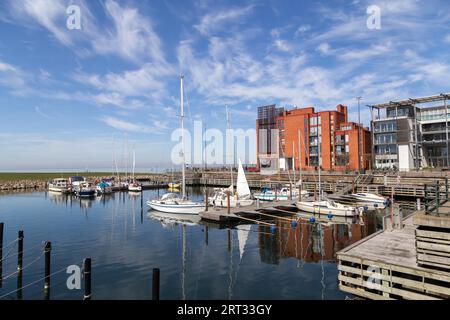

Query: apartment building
[369,93,450,171]
[257,104,372,174]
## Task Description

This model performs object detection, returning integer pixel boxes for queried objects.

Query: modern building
[257,104,372,174]
[369,93,450,171]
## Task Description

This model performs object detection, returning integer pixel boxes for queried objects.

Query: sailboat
[128,150,142,192]
[147,75,205,215]
[209,159,254,208]
[296,131,358,217]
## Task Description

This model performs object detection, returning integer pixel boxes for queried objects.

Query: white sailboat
[210,159,254,208]
[147,75,205,215]
[296,131,358,217]
[128,149,142,192]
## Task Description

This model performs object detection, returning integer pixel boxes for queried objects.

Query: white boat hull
[147,201,205,215]
[296,202,356,217]
[48,186,71,193]
[128,186,142,192]
[209,198,254,208]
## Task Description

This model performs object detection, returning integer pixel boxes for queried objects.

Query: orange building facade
[257,104,372,172]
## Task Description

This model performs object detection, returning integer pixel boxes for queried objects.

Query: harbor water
[0,188,385,300]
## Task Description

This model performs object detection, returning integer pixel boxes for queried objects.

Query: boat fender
[327,213,333,219]
[363,205,369,211]
[291,220,298,228]
[374,203,378,208]
[270,225,277,233]
[309,217,316,223]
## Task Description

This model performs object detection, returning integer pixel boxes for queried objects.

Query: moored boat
[96,181,113,195]
[296,199,358,217]
[74,181,96,198]
[48,178,71,193]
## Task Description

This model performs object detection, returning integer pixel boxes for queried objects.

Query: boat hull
[296,202,356,217]
[147,201,205,215]
[48,186,71,194]
[209,198,254,208]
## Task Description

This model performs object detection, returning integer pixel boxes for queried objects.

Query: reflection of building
[256,104,372,173]
[258,220,368,264]
[369,93,450,171]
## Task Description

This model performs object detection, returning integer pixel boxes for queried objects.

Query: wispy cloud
[101,116,168,134]
[194,5,254,35]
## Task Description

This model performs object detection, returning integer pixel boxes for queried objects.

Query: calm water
[0,188,383,300]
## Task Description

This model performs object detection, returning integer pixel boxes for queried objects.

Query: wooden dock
[337,205,450,300]
[200,200,296,224]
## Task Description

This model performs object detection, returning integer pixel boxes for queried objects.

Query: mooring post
[298,183,302,201]
[0,222,3,288]
[83,258,92,300]
[436,180,440,215]
[17,232,23,300]
[44,241,51,300]
[205,190,209,212]
[424,184,429,213]
[446,177,449,201]
[152,268,160,301]
[227,191,231,215]
[289,183,293,200]
[17,231,24,272]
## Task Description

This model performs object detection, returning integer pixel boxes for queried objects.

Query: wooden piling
[227,191,231,215]
[152,268,160,301]
[16,232,23,299]
[289,183,293,200]
[0,222,3,288]
[17,231,24,271]
[205,190,209,212]
[44,241,51,300]
[83,258,92,300]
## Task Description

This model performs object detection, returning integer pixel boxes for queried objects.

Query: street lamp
[356,97,363,174]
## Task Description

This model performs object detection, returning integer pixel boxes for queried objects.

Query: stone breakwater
[0,180,48,191]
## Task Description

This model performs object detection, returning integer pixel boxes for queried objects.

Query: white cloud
[101,116,167,134]
[295,25,311,36]
[194,5,254,35]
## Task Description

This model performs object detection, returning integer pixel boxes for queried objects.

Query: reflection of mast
[181,224,186,300]
[228,229,233,300]
[318,224,326,300]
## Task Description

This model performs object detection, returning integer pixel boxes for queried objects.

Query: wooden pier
[337,201,450,300]
[200,200,296,224]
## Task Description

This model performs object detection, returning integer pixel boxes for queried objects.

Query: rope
[0,243,17,264]
[0,241,46,263]
[0,266,68,300]
[1,250,44,281]
[1,237,19,250]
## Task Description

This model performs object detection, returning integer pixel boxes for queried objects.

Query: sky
[0,0,449,171]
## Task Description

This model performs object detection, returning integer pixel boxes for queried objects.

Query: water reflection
[0,189,384,300]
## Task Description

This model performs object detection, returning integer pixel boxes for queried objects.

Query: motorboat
[74,181,96,198]
[254,186,309,201]
[296,199,358,217]
[350,193,388,208]
[96,181,113,195]
[48,178,71,193]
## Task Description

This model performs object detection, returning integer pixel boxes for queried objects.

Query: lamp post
[357,97,363,174]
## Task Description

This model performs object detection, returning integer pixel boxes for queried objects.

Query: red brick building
[257,104,372,172]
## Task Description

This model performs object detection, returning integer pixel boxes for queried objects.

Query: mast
[132,149,136,181]
[318,131,322,200]
[226,105,233,191]
[293,141,296,183]
[298,130,303,200]
[181,75,186,200]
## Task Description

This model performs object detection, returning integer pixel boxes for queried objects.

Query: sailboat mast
[132,149,136,180]
[226,105,233,191]
[181,75,186,200]
[318,131,322,199]
[293,141,296,183]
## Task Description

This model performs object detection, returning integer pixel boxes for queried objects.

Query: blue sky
[0,0,449,171]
